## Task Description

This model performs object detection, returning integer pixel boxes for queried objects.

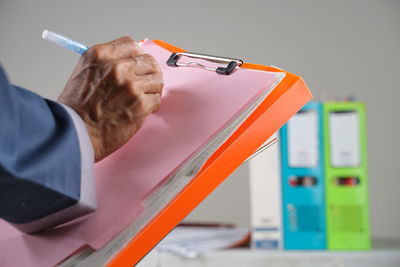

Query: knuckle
[127,80,141,98]
[144,54,161,72]
[155,76,164,91]
[117,36,141,53]
[150,95,162,113]
[145,54,158,66]
[159,79,164,90]
[137,96,147,110]
[119,36,136,44]
[154,63,163,75]
[154,95,162,109]
[121,37,141,55]
[111,61,131,85]
[112,61,123,73]
[143,53,154,61]
[155,73,164,89]
[86,44,107,61]
[130,57,138,65]
[111,62,123,79]
[156,71,164,80]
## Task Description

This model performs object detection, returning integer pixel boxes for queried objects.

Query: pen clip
[167,52,243,75]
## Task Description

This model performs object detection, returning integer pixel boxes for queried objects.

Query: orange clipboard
[99,39,312,266]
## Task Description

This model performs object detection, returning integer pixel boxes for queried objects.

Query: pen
[42,30,88,55]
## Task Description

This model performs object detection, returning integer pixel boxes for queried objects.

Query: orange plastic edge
[107,40,312,267]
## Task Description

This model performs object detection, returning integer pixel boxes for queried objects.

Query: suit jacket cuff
[10,105,97,233]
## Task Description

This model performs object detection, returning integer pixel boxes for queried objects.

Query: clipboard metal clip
[167,52,243,75]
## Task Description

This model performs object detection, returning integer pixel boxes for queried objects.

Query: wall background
[0,0,399,240]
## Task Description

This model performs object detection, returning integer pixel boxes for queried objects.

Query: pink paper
[0,40,278,266]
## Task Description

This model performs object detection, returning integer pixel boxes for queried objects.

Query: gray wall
[1,0,399,240]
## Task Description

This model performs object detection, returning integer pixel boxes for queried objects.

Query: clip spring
[167,52,243,75]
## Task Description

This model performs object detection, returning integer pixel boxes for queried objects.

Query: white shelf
[137,240,400,267]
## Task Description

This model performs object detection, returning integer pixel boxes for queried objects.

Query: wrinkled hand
[58,37,164,162]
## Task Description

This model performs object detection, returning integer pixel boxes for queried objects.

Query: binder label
[287,110,319,167]
[328,111,361,167]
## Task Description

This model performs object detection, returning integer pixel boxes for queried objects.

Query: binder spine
[280,102,327,249]
[249,134,283,249]
[323,102,370,250]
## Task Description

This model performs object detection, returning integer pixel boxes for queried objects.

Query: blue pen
[42,30,88,55]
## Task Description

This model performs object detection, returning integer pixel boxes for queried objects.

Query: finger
[94,37,143,60]
[111,59,138,85]
[110,36,144,57]
[131,54,161,75]
[140,93,162,114]
[130,73,164,95]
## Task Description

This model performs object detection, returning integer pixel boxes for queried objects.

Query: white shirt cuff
[61,104,97,209]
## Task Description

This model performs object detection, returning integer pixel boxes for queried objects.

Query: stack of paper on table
[155,225,250,258]
[0,39,310,267]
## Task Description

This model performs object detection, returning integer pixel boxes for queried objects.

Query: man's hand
[58,37,164,162]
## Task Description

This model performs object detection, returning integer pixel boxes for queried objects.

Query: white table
[137,240,400,267]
